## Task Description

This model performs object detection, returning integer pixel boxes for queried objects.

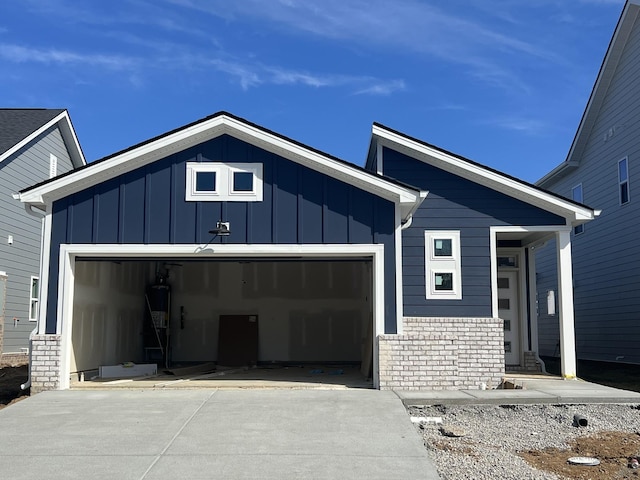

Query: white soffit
[372,124,594,223]
[19,114,422,215]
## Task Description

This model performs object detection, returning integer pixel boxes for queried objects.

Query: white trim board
[0,111,85,168]
[55,243,386,389]
[19,113,424,222]
[372,124,595,224]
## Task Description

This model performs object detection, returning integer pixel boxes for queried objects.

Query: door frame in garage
[54,243,385,389]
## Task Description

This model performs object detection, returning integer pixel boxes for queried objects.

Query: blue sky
[0,0,625,183]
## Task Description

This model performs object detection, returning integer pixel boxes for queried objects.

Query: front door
[498,270,520,365]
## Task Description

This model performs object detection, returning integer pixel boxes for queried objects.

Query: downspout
[18,202,48,390]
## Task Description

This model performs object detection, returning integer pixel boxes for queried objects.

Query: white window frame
[186,162,263,202]
[572,183,584,235]
[29,276,39,322]
[618,157,630,205]
[425,230,462,299]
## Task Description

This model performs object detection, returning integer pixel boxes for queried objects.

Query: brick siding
[378,317,505,390]
[30,334,62,393]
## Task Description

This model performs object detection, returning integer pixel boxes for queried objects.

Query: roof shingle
[0,108,65,156]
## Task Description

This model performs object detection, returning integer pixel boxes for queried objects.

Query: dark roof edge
[21,111,422,196]
[372,121,596,213]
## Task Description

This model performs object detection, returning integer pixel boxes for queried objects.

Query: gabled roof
[369,123,596,225]
[18,112,426,222]
[0,109,86,168]
[537,0,640,187]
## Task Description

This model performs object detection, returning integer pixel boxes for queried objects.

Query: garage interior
[69,257,374,388]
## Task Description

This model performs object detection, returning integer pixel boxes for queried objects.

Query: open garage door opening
[69,257,374,389]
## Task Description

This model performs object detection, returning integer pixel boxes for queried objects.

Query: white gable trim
[0,111,85,168]
[19,114,423,221]
[372,124,595,224]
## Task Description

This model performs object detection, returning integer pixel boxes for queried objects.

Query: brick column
[30,334,62,393]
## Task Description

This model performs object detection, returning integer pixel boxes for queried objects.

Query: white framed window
[425,230,462,299]
[618,157,630,205]
[572,183,584,235]
[186,162,263,202]
[29,276,39,321]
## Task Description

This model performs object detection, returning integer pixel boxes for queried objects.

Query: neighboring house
[536,0,640,365]
[0,109,85,361]
[16,112,594,393]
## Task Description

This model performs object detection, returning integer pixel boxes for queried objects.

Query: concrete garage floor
[0,389,440,480]
[71,364,373,390]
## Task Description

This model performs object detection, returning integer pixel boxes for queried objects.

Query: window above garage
[186,162,263,202]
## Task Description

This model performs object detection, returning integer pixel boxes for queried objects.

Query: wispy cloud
[168,0,563,93]
[483,116,548,135]
[0,41,403,95]
[0,44,136,70]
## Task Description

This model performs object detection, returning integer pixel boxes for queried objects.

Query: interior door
[498,271,520,365]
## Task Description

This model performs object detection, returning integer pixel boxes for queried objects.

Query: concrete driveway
[0,389,440,480]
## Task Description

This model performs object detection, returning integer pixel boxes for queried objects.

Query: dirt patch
[0,365,29,410]
[521,431,640,479]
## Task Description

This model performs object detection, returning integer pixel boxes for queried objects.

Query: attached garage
[70,257,373,375]
[19,112,424,392]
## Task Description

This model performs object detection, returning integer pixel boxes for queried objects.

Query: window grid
[619,157,630,205]
[29,276,39,322]
[425,230,462,300]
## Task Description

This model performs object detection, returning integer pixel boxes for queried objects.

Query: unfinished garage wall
[169,261,371,363]
[71,261,151,373]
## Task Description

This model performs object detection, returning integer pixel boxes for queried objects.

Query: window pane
[233,171,254,192]
[31,278,39,297]
[497,256,517,268]
[498,298,510,310]
[497,277,509,289]
[621,182,629,204]
[434,272,453,291]
[195,171,216,192]
[619,159,628,182]
[503,319,511,331]
[30,300,38,320]
[574,224,584,235]
[433,238,452,256]
[572,184,582,202]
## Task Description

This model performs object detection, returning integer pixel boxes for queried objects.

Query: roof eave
[20,113,423,213]
[371,124,596,224]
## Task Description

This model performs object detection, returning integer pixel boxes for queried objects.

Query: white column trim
[394,204,404,334]
[556,230,577,379]
[37,211,52,335]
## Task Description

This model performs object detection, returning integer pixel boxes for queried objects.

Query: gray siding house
[536,0,640,365]
[17,112,593,392]
[0,109,84,360]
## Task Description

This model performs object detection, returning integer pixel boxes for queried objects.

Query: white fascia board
[57,112,86,167]
[372,125,595,223]
[0,111,67,165]
[20,114,422,214]
[222,116,421,207]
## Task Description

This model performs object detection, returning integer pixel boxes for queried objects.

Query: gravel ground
[408,403,640,480]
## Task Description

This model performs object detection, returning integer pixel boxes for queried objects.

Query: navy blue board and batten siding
[46,134,397,333]
[381,147,565,317]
